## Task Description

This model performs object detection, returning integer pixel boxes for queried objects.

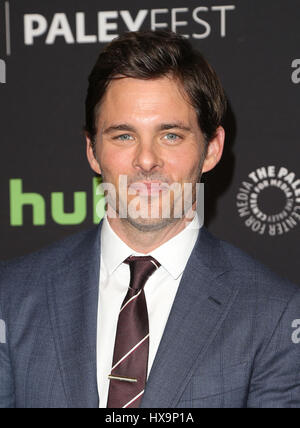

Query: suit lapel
[141,227,239,408]
[46,224,102,408]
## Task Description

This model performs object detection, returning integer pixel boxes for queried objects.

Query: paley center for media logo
[236,166,300,236]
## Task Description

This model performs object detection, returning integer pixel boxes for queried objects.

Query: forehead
[98,75,198,124]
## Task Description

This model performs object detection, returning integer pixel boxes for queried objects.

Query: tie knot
[124,256,161,291]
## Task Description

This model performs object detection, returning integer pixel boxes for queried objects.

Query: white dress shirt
[97,213,201,408]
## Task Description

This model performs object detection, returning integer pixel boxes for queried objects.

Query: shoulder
[202,227,300,303]
[0,225,101,306]
[0,225,99,275]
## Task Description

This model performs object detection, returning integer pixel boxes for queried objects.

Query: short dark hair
[85,30,227,148]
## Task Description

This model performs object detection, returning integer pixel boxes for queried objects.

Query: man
[0,31,300,408]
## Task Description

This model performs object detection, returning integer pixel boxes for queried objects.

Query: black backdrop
[0,0,299,285]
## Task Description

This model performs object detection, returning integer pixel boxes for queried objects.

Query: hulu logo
[9,178,106,226]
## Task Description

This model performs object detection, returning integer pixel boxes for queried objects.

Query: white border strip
[122,390,144,408]
[111,334,149,371]
[150,259,159,269]
[120,289,142,313]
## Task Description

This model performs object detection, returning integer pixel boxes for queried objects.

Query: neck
[106,204,197,254]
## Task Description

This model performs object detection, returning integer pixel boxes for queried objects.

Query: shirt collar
[101,212,201,280]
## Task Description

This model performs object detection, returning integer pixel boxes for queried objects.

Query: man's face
[87,75,222,231]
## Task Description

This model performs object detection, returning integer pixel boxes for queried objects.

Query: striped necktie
[107,255,161,408]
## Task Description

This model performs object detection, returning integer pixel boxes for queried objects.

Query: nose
[132,140,164,174]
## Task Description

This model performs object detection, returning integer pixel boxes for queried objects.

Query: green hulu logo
[9,178,105,226]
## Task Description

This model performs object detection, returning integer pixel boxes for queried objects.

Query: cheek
[166,149,202,181]
[97,145,129,177]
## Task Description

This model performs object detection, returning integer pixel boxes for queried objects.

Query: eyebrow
[103,122,192,134]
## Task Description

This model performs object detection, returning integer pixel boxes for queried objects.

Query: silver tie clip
[108,374,137,383]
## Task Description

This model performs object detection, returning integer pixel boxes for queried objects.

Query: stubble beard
[103,174,203,233]
[100,147,205,233]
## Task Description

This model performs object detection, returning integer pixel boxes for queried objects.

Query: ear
[86,134,101,175]
[202,126,225,174]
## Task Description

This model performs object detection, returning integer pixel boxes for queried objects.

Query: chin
[124,216,178,232]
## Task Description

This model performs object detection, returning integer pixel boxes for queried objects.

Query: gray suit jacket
[0,221,300,408]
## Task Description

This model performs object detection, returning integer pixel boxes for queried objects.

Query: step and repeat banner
[0,0,299,284]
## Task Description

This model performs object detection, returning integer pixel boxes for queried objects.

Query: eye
[164,133,181,142]
[114,134,134,141]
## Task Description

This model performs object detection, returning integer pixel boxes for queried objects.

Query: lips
[129,181,168,195]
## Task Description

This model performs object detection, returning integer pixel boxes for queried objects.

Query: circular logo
[236,166,300,236]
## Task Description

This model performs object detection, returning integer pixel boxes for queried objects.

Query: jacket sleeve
[0,266,15,408]
[247,288,300,408]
